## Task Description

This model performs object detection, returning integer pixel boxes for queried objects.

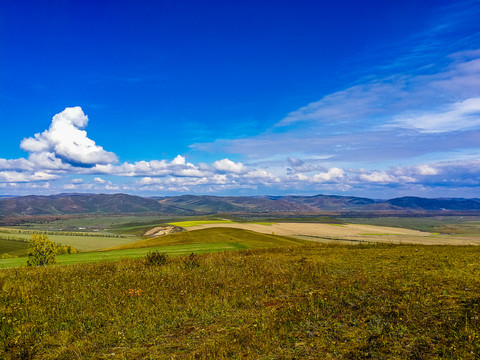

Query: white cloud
[20,107,118,166]
[0,158,35,171]
[359,171,397,183]
[213,158,247,174]
[312,168,344,182]
[243,169,278,180]
[0,171,59,183]
[171,155,186,165]
[28,152,70,170]
[94,177,107,184]
[392,164,439,177]
[138,177,158,185]
[89,156,208,178]
[392,97,480,133]
[287,157,328,174]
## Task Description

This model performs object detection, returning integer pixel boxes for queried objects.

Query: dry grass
[186,222,480,245]
[1,243,479,359]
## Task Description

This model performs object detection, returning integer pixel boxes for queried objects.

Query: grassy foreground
[1,244,479,359]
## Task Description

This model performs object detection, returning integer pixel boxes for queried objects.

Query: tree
[27,234,57,266]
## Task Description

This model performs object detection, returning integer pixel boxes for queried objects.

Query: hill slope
[1,193,480,217]
[103,227,309,251]
[0,193,186,216]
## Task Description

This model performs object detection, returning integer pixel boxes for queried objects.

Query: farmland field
[3,216,480,265]
[0,227,138,253]
[181,221,480,245]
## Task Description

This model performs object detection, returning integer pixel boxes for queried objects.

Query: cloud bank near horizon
[0,99,479,197]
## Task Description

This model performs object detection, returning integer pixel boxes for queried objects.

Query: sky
[1,0,480,198]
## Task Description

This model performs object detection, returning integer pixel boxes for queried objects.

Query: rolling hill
[1,193,480,217]
[0,193,186,216]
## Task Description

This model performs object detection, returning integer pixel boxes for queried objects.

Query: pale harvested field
[186,222,480,245]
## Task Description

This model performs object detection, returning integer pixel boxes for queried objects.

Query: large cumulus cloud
[20,107,118,166]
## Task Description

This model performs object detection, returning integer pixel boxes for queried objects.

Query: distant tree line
[1,229,125,238]
[0,235,29,243]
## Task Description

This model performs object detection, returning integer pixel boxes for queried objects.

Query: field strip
[168,220,235,227]
[184,222,480,245]
[185,222,430,236]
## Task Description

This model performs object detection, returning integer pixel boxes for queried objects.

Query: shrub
[27,234,57,266]
[184,252,200,268]
[66,245,77,254]
[145,250,168,266]
[55,244,78,255]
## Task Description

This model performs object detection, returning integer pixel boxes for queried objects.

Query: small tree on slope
[27,234,57,266]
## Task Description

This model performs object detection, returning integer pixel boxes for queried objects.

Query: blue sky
[1,0,480,198]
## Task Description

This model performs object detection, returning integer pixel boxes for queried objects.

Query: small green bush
[144,250,168,266]
[27,234,57,266]
[55,244,78,255]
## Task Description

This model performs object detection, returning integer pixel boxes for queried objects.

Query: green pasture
[0,239,28,257]
[11,215,171,231]
[168,219,236,227]
[0,242,246,269]
[0,227,138,253]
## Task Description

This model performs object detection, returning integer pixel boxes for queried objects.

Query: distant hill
[277,194,376,210]
[384,196,480,211]
[0,193,187,216]
[1,193,480,217]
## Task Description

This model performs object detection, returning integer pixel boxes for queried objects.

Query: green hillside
[103,227,309,251]
[0,228,308,269]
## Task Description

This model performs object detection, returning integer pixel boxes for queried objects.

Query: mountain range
[1,193,480,217]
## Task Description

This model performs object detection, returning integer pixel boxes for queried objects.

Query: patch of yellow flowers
[123,288,142,297]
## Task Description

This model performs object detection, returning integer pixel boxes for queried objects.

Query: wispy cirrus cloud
[391,96,480,133]
[192,49,480,172]
[278,51,480,130]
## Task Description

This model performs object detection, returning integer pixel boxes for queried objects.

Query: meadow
[0,227,138,258]
[2,215,480,266]
[0,228,308,269]
[1,243,479,359]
